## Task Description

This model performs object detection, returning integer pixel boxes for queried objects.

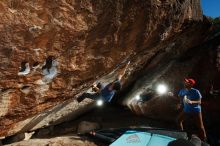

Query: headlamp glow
[156,84,168,95]
[97,99,103,106]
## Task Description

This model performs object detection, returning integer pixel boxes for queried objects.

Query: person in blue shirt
[76,61,130,103]
[177,78,206,141]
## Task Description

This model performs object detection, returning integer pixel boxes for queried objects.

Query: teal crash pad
[109,130,176,146]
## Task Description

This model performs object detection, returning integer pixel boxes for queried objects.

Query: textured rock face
[0,0,209,137]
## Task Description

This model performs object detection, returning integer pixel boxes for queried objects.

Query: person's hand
[91,83,97,91]
[183,95,187,103]
[167,92,174,96]
[187,99,192,104]
[184,96,192,104]
[91,83,97,88]
[183,95,189,104]
[123,61,130,68]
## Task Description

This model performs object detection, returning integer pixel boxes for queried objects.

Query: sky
[201,0,220,18]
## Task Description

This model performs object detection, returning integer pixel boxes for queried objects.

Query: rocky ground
[2,101,219,146]
[2,104,178,146]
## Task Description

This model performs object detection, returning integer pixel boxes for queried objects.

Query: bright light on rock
[135,95,140,100]
[96,99,103,106]
[156,84,167,95]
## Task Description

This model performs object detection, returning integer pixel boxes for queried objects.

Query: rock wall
[126,35,220,121]
[0,0,209,137]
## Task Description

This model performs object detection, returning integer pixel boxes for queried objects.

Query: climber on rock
[76,61,130,103]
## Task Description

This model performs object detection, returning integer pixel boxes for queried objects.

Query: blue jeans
[77,92,101,102]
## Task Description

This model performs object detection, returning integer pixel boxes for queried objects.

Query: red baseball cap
[184,78,196,86]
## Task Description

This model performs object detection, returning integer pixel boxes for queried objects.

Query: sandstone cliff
[0,0,210,138]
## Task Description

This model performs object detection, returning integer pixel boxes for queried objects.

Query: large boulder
[0,0,210,138]
[77,121,101,134]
